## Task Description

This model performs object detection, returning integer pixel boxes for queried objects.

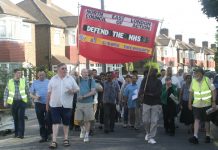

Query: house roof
[176,39,193,50]
[60,16,78,27]
[188,43,201,53]
[0,0,36,22]
[204,48,215,55]
[51,55,72,65]
[17,0,73,28]
[156,35,171,46]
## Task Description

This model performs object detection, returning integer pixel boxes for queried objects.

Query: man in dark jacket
[139,68,162,144]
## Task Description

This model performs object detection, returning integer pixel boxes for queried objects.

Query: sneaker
[80,130,85,138]
[84,135,89,142]
[148,138,156,144]
[205,136,211,143]
[189,136,199,144]
[89,130,94,136]
[144,134,148,141]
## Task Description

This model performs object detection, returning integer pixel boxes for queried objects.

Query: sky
[12,0,217,46]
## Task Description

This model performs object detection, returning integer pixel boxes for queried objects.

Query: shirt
[78,78,96,103]
[48,75,79,108]
[103,80,120,104]
[124,83,138,108]
[29,79,49,104]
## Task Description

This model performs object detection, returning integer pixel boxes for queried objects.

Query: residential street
[0,109,217,150]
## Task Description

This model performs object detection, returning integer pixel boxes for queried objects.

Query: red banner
[79,6,159,64]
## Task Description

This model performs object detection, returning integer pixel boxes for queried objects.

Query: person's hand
[46,104,49,112]
[66,89,75,95]
[212,102,216,110]
[77,96,84,101]
[188,102,192,110]
[35,95,40,101]
[3,101,8,108]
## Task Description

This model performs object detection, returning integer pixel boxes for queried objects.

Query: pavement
[0,108,217,150]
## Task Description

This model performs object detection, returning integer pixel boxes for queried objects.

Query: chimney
[189,38,195,44]
[160,28,169,36]
[202,41,208,48]
[41,0,52,4]
[211,44,216,50]
[175,34,182,41]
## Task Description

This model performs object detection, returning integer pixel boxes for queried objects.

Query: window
[68,30,76,45]
[22,23,31,42]
[164,50,167,56]
[0,20,6,38]
[54,29,61,45]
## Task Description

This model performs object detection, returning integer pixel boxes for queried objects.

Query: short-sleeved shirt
[77,77,96,103]
[29,79,49,104]
[48,75,79,108]
[103,80,120,104]
[124,83,138,108]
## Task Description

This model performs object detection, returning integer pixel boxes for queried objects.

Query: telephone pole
[101,0,107,73]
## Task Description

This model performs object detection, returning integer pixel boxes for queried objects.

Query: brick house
[156,29,178,74]
[156,28,215,73]
[17,0,75,71]
[0,0,37,72]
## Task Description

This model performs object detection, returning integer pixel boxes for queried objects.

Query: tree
[200,0,218,21]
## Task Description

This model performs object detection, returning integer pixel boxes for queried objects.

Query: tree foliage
[200,0,218,21]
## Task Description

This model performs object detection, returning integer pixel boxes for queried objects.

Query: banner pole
[77,3,81,74]
[143,19,164,93]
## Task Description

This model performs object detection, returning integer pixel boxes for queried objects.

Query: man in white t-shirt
[47,63,79,148]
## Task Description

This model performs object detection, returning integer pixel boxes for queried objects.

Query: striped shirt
[29,79,49,104]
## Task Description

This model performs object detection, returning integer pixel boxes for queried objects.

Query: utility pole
[101,0,107,73]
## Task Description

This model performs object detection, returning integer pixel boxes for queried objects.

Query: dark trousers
[35,102,51,140]
[103,103,116,131]
[162,105,175,134]
[123,104,128,124]
[95,101,104,124]
[11,100,26,137]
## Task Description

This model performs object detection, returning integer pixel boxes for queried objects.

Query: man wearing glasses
[47,63,79,149]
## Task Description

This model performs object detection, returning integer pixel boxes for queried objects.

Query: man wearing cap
[188,67,216,144]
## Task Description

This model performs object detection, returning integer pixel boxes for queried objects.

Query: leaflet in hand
[169,93,179,105]
[132,89,138,101]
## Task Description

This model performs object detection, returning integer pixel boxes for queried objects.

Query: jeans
[11,100,26,137]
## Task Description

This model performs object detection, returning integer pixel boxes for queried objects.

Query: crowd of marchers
[3,63,218,149]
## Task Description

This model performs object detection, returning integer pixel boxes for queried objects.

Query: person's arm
[29,82,40,101]
[66,77,80,95]
[46,91,51,112]
[211,89,216,109]
[179,84,184,106]
[206,78,216,109]
[188,82,193,110]
[3,84,9,107]
[81,79,96,99]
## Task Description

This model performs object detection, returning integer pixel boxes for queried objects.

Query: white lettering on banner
[83,25,149,43]
[128,34,141,42]
[86,25,109,36]
[113,31,124,39]
[85,8,153,31]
